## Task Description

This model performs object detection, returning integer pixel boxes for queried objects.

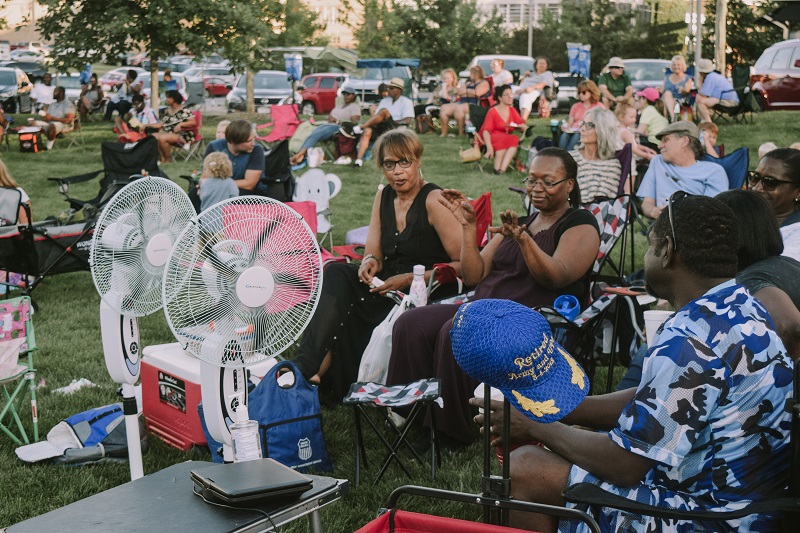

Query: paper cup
[644,310,673,347]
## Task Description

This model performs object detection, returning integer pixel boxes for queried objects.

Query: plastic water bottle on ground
[465,119,476,134]
[409,265,427,308]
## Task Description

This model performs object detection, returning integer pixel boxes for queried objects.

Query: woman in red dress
[479,84,525,174]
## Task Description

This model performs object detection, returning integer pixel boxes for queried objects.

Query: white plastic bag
[357,295,413,384]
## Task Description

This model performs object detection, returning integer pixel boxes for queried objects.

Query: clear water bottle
[409,265,427,308]
[673,102,681,117]
[465,119,476,134]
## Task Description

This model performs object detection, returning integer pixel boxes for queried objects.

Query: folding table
[9,460,349,533]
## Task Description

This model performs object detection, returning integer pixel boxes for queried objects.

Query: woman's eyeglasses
[381,159,414,171]
[579,121,595,130]
[748,171,795,192]
[667,191,690,251]
[522,177,569,189]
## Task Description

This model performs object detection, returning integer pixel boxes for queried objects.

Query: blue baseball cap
[450,299,589,423]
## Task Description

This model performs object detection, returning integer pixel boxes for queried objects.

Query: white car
[182,65,234,85]
[54,73,87,105]
[135,71,189,103]
[9,49,44,62]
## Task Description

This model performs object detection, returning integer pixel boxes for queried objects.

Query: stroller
[0,137,163,296]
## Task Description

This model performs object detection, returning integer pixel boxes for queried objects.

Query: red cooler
[141,343,206,450]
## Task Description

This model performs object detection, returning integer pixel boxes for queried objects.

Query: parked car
[751,39,800,111]
[54,72,86,105]
[182,65,234,85]
[419,72,441,92]
[0,66,32,113]
[620,59,670,91]
[99,66,147,91]
[461,55,535,84]
[203,77,231,97]
[136,71,189,102]
[298,73,348,115]
[0,40,10,62]
[553,73,585,110]
[9,49,44,62]
[127,52,146,66]
[3,61,48,83]
[141,58,173,71]
[226,70,301,113]
[344,65,417,112]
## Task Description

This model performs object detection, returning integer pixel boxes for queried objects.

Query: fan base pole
[122,382,144,480]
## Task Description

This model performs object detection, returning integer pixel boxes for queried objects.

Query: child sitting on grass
[198,152,238,212]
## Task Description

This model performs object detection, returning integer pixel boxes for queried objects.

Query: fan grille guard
[163,196,323,366]
[90,177,196,317]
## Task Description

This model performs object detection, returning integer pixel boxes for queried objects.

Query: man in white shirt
[31,86,75,150]
[346,77,413,168]
[30,73,55,110]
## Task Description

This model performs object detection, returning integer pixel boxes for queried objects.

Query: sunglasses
[522,176,569,189]
[579,121,595,130]
[579,90,589,95]
[381,159,413,171]
[667,191,690,251]
[748,171,795,192]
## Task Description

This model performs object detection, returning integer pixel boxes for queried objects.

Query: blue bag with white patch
[247,360,332,473]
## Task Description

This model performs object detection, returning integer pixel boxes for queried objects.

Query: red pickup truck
[298,73,348,116]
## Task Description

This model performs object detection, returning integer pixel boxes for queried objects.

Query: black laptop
[190,458,313,506]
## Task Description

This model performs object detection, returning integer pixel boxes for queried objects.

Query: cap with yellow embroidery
[450,299,589,423]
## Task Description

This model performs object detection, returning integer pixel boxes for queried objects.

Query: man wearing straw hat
[341,77,413,168]
[464,194,793,532]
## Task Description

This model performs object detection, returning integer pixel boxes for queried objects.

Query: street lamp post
[528,0,534,58]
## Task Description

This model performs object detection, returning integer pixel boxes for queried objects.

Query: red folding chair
[256,104,301,148]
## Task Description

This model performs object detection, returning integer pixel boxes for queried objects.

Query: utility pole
[715,0,727,74]
[527,0,534,58]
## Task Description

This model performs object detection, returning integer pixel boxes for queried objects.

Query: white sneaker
[334,156,352,165]
[46,140,55,150]
[354,159,363,167]
[353,125,363,135]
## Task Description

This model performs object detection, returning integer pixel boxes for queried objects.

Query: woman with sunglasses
[478,84,526,174]
[558,80,603,151]
[570,108,623,202]
[750,148,800,262]
[385,148,600,450]
[292,129,462,398]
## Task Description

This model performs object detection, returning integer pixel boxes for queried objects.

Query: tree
[347,0,506,72]
[702,0,781,67]
[506,0,684,77]
[36,0,318,109]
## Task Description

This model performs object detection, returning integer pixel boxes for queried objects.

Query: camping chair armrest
[719,87,739,100]
[48,170,104,188]
[562,482,800,521]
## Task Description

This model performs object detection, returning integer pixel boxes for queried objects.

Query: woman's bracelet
[363,254,380,266]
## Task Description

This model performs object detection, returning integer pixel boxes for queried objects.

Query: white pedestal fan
[90,177,195,480]
[162,196,323,462]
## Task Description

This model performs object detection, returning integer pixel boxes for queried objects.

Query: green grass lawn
[0,109,795,530]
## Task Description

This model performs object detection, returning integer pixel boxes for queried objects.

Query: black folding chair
[47,135,164,223]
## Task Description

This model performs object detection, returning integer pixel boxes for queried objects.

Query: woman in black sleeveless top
[386,148,601,447]
[293,129,462,398]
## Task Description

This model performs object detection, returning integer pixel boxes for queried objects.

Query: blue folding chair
[704,146,749,190]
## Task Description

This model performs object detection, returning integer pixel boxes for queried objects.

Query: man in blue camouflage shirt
[473,193,794,532]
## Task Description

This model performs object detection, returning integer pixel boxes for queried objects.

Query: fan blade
[250,218,280,263]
